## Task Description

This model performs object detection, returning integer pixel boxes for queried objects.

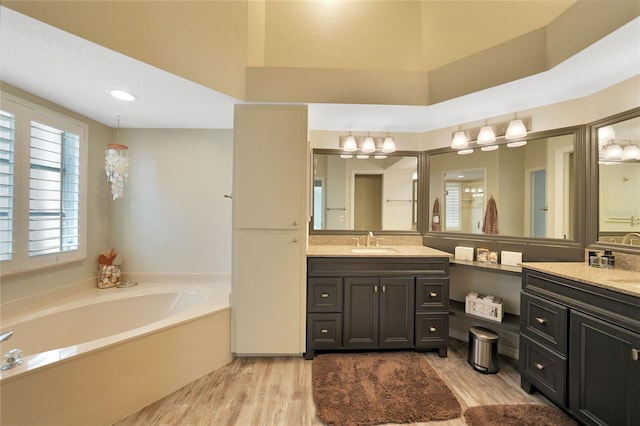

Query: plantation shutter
[445,182,461,231]
[0,110,15,261]
[29,121,80,257]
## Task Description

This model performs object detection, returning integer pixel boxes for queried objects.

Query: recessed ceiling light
[110,89,137,102]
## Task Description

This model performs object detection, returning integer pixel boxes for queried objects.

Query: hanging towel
[431,198,442,231]
[482,196,499,235]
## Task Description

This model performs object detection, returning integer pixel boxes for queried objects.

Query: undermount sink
[350,247,398,254]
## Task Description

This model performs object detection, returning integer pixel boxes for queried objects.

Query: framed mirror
[311,150,421,233]
[588,107,640,253]
[425,126,584,243]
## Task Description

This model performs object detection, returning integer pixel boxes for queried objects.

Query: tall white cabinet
[232,104,308,355]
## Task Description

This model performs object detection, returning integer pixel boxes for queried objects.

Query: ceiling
[1,6,638,132]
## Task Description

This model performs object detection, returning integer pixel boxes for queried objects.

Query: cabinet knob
[429,292,438,297]
[293,221,298,226]
[535,317,546,324]
[321,293,329,298]
[293,238,298,243]
[534,362,545,370]
[429,327,437,332]
[321,329,328,334]
[632,348,639,361]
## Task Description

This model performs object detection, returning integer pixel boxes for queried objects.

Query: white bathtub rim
[0,274,231,383]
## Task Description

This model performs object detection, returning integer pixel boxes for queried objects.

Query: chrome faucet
[0,331,13,343]
[366,231,374,247]
[622,232,640,245]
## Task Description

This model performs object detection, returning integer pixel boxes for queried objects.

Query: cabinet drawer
[308,278,343,312]
[307,313,342,348]
[415,313,449,346]
[520,335,567,406]
[416,278,449,311]
[520,292,568,355]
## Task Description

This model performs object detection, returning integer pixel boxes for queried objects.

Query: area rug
[464,404,579,426]
[312,351,461,426]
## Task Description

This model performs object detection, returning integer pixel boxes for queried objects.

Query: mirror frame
[310,149,424,235]
[422,125,587,261]
[586,106,640,255]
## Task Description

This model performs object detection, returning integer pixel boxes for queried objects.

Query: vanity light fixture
[458,149,474,155]
[505,115,527,140]
[476,122,496,144]
[507,140,527,148]
[481,145,499,152]
[382,134,397,153]
[622,144,640,160]
[598,125,616,142]
[604,142,623,160]
[451,127,469,149]
[362,135,376,153]
[110,89,137,102]
[343,133,357,152]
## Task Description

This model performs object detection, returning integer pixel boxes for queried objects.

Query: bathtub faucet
[0,331,13,343]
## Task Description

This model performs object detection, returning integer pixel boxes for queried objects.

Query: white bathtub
[0,275,232,426]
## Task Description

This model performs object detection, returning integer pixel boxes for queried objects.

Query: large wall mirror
[426,126,583,242]
[589,107,640,253]
[311,150,421,233]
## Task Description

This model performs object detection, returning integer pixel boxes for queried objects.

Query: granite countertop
[522,262,640,298]
[307,245,452,258]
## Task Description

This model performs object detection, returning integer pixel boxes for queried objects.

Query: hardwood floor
[114,339,552,425]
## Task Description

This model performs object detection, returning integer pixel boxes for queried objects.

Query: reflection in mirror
[428,133,575,239]
[312,152,418,232]
[597,115,640,246]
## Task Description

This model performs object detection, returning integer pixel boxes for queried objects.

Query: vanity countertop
[522,262,640,298]
[307,245,452,258]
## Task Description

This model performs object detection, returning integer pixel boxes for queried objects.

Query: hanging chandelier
[105,117,129,200]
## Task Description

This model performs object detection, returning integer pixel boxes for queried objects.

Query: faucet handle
[375,238,383,247]
[0,331,13,343]
[352,237,360,247]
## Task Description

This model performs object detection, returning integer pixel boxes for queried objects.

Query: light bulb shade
[476,125,496,144]
[598,125,616,142]
[505,119,527,140]
[382,136,396,153]
[604,143,623,160]
[457,149,474,155]
[362,136,376,153]
[451,131,468,149]
[343,135,357,152]
[481,145,499,152]
[622,144,640,161]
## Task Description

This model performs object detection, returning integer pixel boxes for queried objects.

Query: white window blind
[29,121,80,257]
[0,110,15,261]
[1,92,87,276]
[445,182,461,231]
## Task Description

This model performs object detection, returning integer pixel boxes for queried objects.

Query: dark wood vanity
[305,248,451,360]
[519,265,640,426]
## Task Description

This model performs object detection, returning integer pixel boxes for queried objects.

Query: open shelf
[449,299,520,334]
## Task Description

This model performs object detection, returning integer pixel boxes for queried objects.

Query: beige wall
[0,84,111,301]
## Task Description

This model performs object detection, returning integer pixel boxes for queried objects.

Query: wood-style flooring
[113,339,552,425]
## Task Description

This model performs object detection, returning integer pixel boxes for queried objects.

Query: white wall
[111,129,233,275]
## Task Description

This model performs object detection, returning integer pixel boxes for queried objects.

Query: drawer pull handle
[382,285,386,293]
[535,317,546,324]
[374,285,378,293]
[321,329,328,334]
[632,348,639,361]
[429,327,437,332]
[321,293,329,298]
[430,292,438,297]
[534,362,545,370]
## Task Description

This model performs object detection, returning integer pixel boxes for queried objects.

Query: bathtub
[0,275,232,426]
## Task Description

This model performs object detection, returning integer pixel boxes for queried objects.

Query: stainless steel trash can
[468,326,499,374]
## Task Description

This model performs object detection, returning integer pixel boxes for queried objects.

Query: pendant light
[362,134,376,153]
[476,122,496,144]
[505,116,527,140]
[382,134,396,153]
[105,116,129,200]
[343,133,357,152]
[451,127,469,149]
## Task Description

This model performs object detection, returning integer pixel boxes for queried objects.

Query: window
[445,182,461,231]
[1,94,87,275]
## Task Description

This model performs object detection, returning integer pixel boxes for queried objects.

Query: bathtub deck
[113,339,553,426]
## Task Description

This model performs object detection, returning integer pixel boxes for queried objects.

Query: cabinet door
[379,277,414,347]
[233,105,307,230]
[233,229,303,354]
[569,311,640,426]
[343,278,379,349]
